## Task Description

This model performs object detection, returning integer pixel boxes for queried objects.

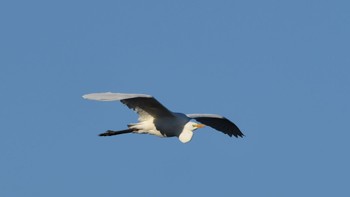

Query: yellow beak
[195,124,206,128]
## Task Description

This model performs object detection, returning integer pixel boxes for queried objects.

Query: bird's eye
[192,124,196,127]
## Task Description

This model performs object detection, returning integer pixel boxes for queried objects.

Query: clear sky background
[1,0,349,196]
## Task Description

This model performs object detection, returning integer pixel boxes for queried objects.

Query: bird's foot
[99,130,116,136]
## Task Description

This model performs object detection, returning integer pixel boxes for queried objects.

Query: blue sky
[1,0,349,196]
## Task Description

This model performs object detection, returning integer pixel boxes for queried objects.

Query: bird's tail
[99,129,134,136]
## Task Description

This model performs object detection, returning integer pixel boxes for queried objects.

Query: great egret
[83,92,244,143]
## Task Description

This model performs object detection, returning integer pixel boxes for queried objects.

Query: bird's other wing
[83,92,174,120]
[186,114,244,138]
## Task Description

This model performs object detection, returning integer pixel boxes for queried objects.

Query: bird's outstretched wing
[186,114,244,138]
[83,92,174,120]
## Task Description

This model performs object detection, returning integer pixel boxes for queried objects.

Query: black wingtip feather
[192,116,244,138]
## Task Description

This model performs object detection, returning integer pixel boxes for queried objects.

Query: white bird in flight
[83,92,244,143]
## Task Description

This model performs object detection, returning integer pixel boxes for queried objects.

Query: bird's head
[186,121,206,131]
[179,122,206,143]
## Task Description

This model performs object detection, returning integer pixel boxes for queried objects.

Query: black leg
[98,129,133,137]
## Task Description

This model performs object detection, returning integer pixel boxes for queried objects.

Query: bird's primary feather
[83,92,173,120]
[186,114,244,138]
